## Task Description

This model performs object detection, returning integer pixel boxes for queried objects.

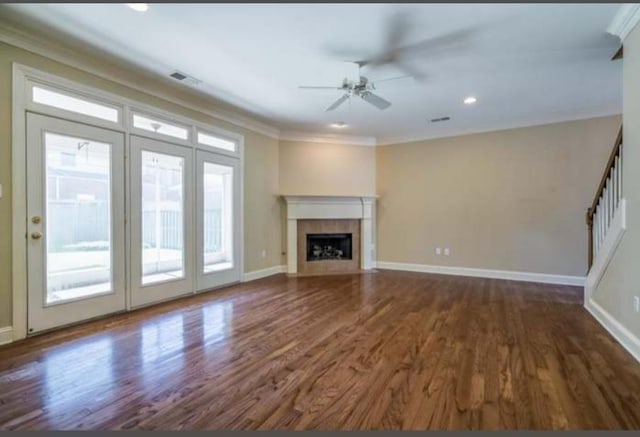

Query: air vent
[430,116,451,123]
[169,70,202,86]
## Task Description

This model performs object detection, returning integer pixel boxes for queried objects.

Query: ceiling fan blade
[384,10,410,50]
[299,86,342,90]
[400,27,476,56]
[326,94,350,111]
[360,91,391,110]
[372,75,414,85]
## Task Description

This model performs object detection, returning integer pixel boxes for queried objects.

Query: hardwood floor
[1,270,640,430]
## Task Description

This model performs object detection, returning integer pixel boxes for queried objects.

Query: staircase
[586,126,625,280]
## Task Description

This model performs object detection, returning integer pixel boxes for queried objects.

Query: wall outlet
[435,247,442,256]
[634,296,640,313]
[261,249,267,259]
[444,248,451,256]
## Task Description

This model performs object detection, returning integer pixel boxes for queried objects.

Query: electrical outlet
[634,296,640,313]
[435,247,442,256]
[444,248,451,256]
[261,249,267,259]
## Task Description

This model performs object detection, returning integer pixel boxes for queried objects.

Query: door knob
[31,231,43,240]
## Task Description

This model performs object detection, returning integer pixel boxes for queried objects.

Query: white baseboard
[585,298,640,364]
[585,199,626,301]
[0,326,13,346]
[242,265,286,282]
[376,261,585,286]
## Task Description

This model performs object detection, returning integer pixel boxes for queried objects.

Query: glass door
[196,150,241,291]
[130,135,194,307]
[26,113,126,333]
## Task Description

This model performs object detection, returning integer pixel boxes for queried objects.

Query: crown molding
[279,131,377,147]
[376,110,622,146]
[607,4,640,42]
[0,19,281,140]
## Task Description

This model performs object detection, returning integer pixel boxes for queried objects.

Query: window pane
[33,86,119,123]
[197,131,236,152]
[141,151,185,284]
[203,162,233,273]
[45,133,113,303]
[133,114,189,140]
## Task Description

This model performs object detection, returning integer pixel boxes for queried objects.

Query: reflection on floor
[1,270,640,430]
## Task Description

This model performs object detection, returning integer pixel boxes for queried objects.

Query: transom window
[32,85,120,123]
[132,113,189,140]
[197,130,237,152]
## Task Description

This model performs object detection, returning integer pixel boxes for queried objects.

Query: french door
[26,113,126,333]
[25,116,242,333]
[129,138,241,306]
[196,150,241,291]
[130,135,194,307]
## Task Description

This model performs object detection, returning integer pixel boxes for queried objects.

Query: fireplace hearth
[307,233,353,261]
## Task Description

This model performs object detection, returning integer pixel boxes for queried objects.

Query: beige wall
[592,23,640,338]
[0,41,283,328]
[279,140,376,196]
[377,115,621,277]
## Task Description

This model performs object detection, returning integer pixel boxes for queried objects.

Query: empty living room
[1,2,640,432]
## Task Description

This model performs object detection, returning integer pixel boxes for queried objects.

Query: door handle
[31,231,43,240]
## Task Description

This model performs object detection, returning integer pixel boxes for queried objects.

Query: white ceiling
[4,3,623,144]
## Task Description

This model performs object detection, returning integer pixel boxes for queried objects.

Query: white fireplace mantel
[282,195,376,274]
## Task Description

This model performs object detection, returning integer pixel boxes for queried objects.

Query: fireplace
[283,196,375,275]
[307,233,353,262]
[296,219,360,274]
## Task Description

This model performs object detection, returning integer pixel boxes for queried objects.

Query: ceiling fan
[298,65,409,112]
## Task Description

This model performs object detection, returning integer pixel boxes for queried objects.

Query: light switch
[0,184,3,199]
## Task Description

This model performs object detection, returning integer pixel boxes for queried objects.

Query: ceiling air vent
[430,116,451,123]
[169,70,202,87]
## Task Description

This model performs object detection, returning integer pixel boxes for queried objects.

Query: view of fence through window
[45,132,113,303]
[203,161,233,272]
[140,151,186,284]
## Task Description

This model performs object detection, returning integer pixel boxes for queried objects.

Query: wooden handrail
[586,125,623,267]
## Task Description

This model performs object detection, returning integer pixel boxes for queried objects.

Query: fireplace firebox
[306,233,353,262]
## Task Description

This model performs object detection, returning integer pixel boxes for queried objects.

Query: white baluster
[607,174,612,224]
[596,203,601,255]
[616,158,620,206]
[599,199,604,246]
[592,216,598,257]
[604,187,609,233]
[618,148,624,199]
[613,160,618,211]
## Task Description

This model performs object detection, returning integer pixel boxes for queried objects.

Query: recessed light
[464,96,477,105]
[127,3,149,12]
[330,122,348,129]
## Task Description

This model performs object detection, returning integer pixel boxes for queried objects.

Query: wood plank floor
[1,270,640,430]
